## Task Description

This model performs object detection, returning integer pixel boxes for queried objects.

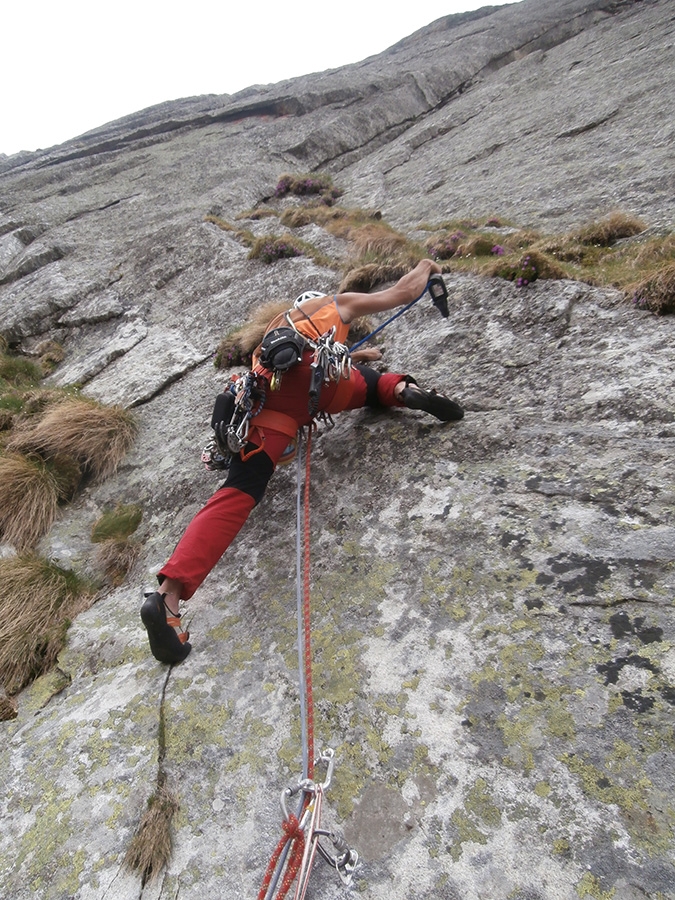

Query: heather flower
[257,238,303,263]
[491,245,505,256]
[515,254,537,287]
[274,176,293,198]
[428,230,466,260]
[273,172,340,200]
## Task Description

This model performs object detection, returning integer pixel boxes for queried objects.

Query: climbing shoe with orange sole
[141,591,192,664]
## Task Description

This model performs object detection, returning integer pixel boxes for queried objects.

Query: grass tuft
[455,235,501,258]
[489,249,567,286]
[0,453,62,549]
[338,262,410,294]
[125,779,179,883]
[9,397,137,481]
[347,222,411,260]
[94,538,140,586]
[33,340,65,373]
[0,692,18,721]
[91,503,143,543]
[631,263,675,315]
[248,234,304,264]
[0,555,94,694]
[0,352,43,388]
[274,173,341,205]
[572,211,646,247]
[235,208,278,221]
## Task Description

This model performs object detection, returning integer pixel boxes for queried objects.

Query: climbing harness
[349,273,449,353]
[258,428,358,900]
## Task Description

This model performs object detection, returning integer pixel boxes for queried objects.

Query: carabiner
[316,748,335,791]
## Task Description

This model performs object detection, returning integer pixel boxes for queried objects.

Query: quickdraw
[312,327,351,383]
[225,372,267,453]
[308,327,351,417]
[260,737,359,899]
[201,372,267,471]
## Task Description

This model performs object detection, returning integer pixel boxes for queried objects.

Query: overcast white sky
[1,0,520,157]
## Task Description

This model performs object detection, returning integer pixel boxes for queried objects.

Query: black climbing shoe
[140,591,192,664]
[400,384,464,422]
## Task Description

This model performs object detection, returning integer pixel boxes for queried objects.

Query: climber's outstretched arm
[336,259,441,323]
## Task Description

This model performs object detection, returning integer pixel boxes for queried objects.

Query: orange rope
[303,426,315,780]
[257,815,305,900]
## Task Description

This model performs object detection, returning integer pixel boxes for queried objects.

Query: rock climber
[141,258,464,663]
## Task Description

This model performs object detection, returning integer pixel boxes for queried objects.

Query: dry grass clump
[248,234,305,264]
[248,234,334,269]
[94,538,140,586]
[631,232,675,269]
[537,214,645,267]
[455,235,500,258]
[33,340,65,373]
[0,454,63,549]
[125,779,180,884]
[280,205,351,229]
[280,203,383,234]
[0,353,43,387]
[235,208,278,221]
[0,555,94,694]
[91,503,143,585]
[489,249,567,286]
[338,262,410,294]
[203,215,257,250]
[280,204,416,282]
[1,360,137,551]
[274,172,341,205]
[572,211,646,246]
[9,397,137,481]
[631,263,675,315]
[204,214,236,232]
[425,220,523,262]
[347,222,411,260]
[0,692,18,721]
[0,387,75,442]
[334,219,426,291]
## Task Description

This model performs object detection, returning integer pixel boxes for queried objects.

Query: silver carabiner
[316,748,335,791]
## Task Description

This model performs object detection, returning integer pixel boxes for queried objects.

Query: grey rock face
[1,2,674,899]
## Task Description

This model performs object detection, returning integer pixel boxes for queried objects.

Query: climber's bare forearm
[337,260,441,322]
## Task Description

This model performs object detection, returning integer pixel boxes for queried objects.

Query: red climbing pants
[159,367,405,599]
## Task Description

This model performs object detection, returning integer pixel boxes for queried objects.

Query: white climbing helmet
[293,290,324,308]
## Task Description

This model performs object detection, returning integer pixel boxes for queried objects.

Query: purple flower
[491,245,505,256]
